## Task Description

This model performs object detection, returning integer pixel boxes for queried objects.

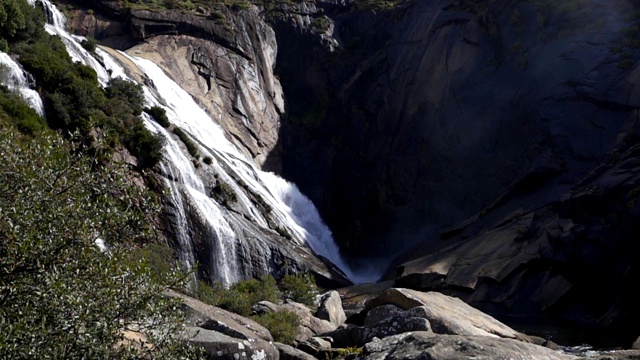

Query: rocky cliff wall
[272,0,640,261]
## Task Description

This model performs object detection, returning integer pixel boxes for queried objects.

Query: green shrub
[197,276,281,317]
[0,86,45,135]
[105,77,144,116]
[145,105,171,127]
[173,126,200,158]
[203,156,213,164]
[212,180,237,204]
[0,130,202,359]
[279,273,317,307]
[253,310,300,345]
[126,122,165,168]
[81,37,98,53]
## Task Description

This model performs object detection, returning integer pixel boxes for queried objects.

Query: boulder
[297,337,332,357]
[362,332,574,360]
[363,304,404,326]
[633,336,640,349]
[167,290,279,359]
[366,288,524,340]
[184,327,278,360]
[323,309,432,348]
[281,300,336,343]
[168,290,273,342]
[274,342,318,360]
[315,291,346,327]
[252,300,281,316]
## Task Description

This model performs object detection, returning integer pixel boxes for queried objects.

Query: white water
[32,0,365,284]
[0,52,45,116]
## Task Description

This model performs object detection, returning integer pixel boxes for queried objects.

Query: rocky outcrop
[362,332,574,360]
[168,290,279,360]
[66,0,284,166]
[315,291,346,327]
[324,310,432,348]
[281,301,337,343]
[393,141,640,341]
[272,0,640,263]
[365,288,524,340]
[275,342,318,360]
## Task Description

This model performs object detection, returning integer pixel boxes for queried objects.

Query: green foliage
[81,36,98,53]
[0,130,201,359]
[145,105,171,128]
[0,85,45,135]
[173,126,200,158]
[105,77,145,116]
[10,28,163,168]
[212,179,237,204]
[279,273,317,307]
[196,276,281,317]
[0,0,26,39]
[253,310,299,345]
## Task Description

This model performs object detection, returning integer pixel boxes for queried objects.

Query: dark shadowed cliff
[60,0,640,343]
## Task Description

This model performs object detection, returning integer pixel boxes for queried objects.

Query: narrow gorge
[4,0,640,356]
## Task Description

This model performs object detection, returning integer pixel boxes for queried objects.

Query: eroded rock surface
[362,332,574,360]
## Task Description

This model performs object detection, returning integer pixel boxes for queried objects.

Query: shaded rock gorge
[48,0,640,348]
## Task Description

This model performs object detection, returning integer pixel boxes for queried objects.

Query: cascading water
[0,52,44,116]
[29,0,366,285]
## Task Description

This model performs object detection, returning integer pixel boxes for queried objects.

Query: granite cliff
[58,0,640,343]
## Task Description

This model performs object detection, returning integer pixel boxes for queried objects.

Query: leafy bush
[0,85,45,135]
[173,126,200,158]
[81,37,98,53]
[253,310,300,345]
[0,130,201,359]
[196,276,281,317]
[145,105,171,127]
[279,273,318,307]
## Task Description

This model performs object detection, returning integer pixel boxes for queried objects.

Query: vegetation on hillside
[1,0,164,168]
[0,1,202,357]
[0,130,201,359]
[196,273,318,344]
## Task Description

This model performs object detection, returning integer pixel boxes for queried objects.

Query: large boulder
[362,332,574,360]
[315,291,346,327]
[365,288,524,340]
[363,304,404,326]
[274,342,318,360]
[323,307,432,348]
[281,300,337,343]
[167,290,278,359]
[169,290,273,341]
[184,327,278,360]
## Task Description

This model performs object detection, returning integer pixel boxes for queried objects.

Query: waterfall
[31,0,362,285]
[0,52,44,116]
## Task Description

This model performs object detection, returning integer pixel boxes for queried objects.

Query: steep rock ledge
[64,0,284,167]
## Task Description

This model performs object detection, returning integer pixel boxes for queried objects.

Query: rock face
[273,0,640,264]
[168,291,279,360]
[394,141,640,338]
[364,288,523,340]
[62,0,351,288]
[315,291,347,327]
[266,0,640,339]
[362,332,574,360]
